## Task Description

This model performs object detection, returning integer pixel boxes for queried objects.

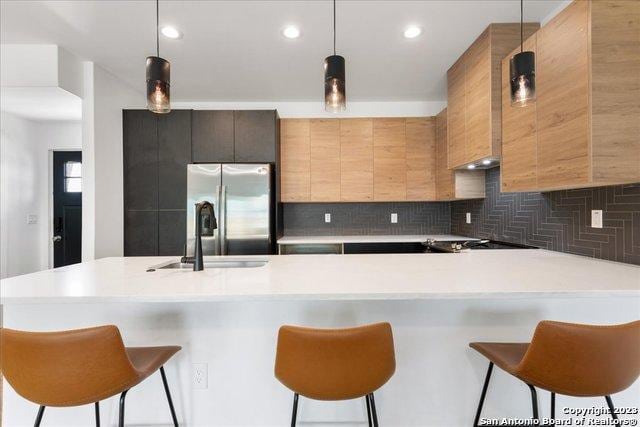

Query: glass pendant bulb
[324,54,346,113]
[510,51,535,107]
[146,56,171,114]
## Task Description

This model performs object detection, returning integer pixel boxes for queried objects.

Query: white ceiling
[1,87,82,121]
[0,0,564,102]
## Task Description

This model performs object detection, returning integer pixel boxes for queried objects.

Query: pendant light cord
[333,0,336,55]
[156,0,160,57]
[520,0,523,53]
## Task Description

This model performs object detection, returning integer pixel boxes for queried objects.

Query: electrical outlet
[27,214,38,225]
[466,213,471,224]
[324,213,331,223]
[390,213,398,223]
[591,210,603,229]
[192,363,208,390]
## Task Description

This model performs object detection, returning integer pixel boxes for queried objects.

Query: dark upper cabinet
[191,110,234,163]
[234,110,277,163]
[124,211,158,256]
[123,110,158,210]
[158,110,192,210]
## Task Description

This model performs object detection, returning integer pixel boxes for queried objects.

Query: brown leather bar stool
[0,325,181,427]
[275,322,395,427]
[470,320,640,425]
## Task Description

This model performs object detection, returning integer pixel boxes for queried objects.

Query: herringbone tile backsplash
[283,202,451,236]
[451,168,640,265]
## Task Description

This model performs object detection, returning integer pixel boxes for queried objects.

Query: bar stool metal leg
[550,392,555,420]
[527,384,539,420]
[473,362,494,426]
[605,396,618,420]
[34,406,45,427]
[290,393,299,427]
[160,366,179,426]
[369,393,379,427]
[366,394,373,427]
[118,389,129,427]
[95,401,101,427]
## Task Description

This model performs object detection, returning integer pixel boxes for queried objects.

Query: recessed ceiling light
[467,164,476,169]
[161,26,182,39]
[404,26,422,39]
[282,26,301,39]
[482,159,492,165]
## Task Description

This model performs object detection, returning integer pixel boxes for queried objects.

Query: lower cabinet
[124,211,158,256]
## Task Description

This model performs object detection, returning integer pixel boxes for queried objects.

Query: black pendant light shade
[510,51,535,106]
[146,0,171,114]
[324,54,346,113]
[146,56,171,114]
[510,0,535,107]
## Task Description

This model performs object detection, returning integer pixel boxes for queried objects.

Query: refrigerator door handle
[220,184,227,255]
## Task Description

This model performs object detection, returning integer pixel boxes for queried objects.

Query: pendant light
[146,0,171,114]
[324,0,346,112]
[509,0,535,107]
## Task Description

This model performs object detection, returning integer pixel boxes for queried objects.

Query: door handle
[52,235,62,243]
[220,185,227,255]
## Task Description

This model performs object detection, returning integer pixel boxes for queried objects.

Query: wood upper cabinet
[435,108,486,200]
[340,119,374,201]
[406,117,436,200]
[500,0,640,192]
[280,117,442,202]
[310,119,341,201]
[373,118,406,201]
[447,23,539,169]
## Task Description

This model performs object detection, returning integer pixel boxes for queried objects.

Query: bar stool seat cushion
[469,342,529,374]
[126,346,181,379]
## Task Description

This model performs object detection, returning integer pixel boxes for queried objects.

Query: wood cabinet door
[406,117,436,201]
[500,35,538,192]
[435,109,454,200]
[123,110,158,211]
[310,119,340,201]
[536,0,590,190]
[158,110,191,209]
[234,110,277,162]
[191,110,234,163]
[340,119,373,201]
[464,28,491,163]
[280,119,310,202]
[373,118,407,201]
[447,58,466,168]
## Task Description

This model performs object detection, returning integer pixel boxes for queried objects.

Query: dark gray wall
[282,202,451,236]
[451,168,640,265]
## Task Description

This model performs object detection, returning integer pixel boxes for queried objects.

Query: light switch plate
[591,210,603,228]
[192,363,208,389]
[324,213,331,223]
[27,214,38,225]
[466,213,471,224]
[391,213,398,223]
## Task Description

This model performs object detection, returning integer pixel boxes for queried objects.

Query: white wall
[0,111,81,278]
[81,62,143,261]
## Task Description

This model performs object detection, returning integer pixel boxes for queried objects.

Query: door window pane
[64,161,82,192]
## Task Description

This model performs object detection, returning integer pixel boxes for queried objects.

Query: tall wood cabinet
[501,0,640,192]
[447,23,539,169]
[280,117,438,202]
[435,108,486,200]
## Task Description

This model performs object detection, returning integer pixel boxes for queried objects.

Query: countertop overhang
[1,250,639,304]
[276,234,478,245]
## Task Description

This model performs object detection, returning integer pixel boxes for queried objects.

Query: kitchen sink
[149,259,268,270]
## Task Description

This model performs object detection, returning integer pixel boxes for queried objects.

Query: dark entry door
[53,151,82,267]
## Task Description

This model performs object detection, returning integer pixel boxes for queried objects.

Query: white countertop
[1,250,639,304]
[277,234,477,244]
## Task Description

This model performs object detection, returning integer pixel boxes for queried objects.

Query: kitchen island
[2,250,639,426]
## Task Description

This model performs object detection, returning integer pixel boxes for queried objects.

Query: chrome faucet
[194,201,216,271]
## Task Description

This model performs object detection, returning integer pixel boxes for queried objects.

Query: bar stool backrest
[515,320,640,396]
[1,325,139,407]
[275,322,396,401]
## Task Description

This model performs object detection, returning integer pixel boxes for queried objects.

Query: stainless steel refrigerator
[186,163,274,256]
